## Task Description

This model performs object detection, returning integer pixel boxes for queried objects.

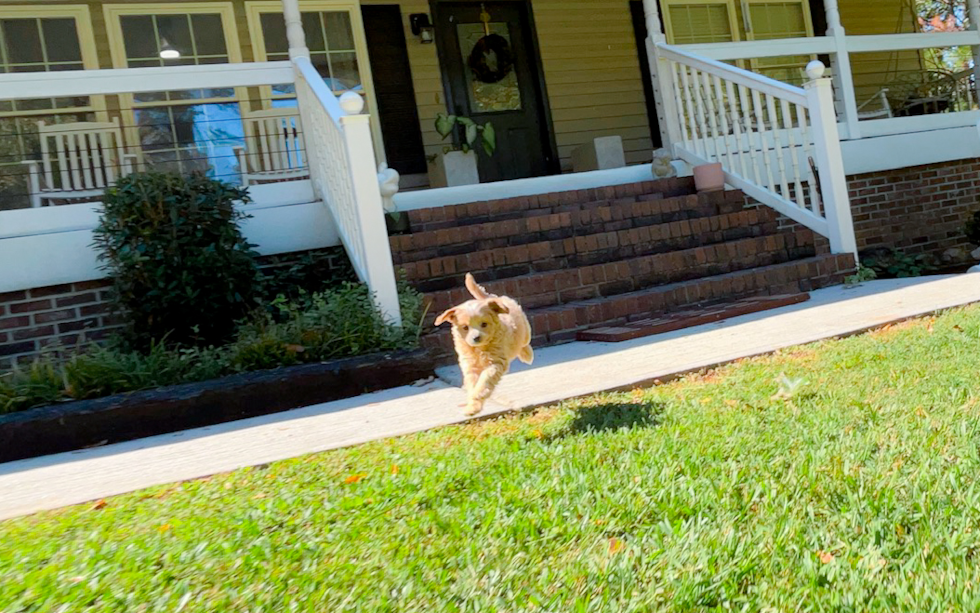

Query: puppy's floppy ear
[435,307,458,326]
[487,299,510,315]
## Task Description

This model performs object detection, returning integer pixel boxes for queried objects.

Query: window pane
[3,19,43,65]
[260,13,288,55]
[324,12,354,51]
[457,23,522,113]
[121,16,156,60]
[192,14,226,55]
[330,52,360,91]
[42,18,82,63]
[301,12,325,53]
[156,15,193,58]
[311,52,331,80]
[137,103,244,183]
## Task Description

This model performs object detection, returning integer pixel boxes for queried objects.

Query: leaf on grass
[390,464,399,475]
[817,550,835,564]
[344,474,366,484]
[285,344,306,354]
[252,493,267,499]
[531,429,544,439]
[608,538,624,554]
[158,523,172,533]
[90,499,107,511]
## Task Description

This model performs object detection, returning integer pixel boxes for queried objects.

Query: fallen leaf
[390,464,399,475]
[344,474,366,485]
[531,429,543,439]
[817,550,835,564]
[285,344,306,354]
[90,499,107,511]
[158,524,172,533]
[608,538,624,554]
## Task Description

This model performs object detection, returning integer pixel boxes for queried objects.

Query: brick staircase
[390,177,855,359]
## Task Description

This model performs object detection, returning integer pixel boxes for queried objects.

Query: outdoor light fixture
[159,39,180,60]
[409,14,434,43]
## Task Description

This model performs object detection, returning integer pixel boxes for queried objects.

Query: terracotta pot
[693,162,725,192]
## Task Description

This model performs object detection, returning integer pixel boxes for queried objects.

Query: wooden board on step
[577,293,810,343]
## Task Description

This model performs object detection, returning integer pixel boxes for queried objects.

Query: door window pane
[457,23,522,113]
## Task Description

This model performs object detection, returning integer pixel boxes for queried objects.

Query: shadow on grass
[547,401,665,441]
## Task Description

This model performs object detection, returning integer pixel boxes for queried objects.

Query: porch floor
[2,274,979,520]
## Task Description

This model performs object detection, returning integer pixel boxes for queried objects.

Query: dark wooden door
[629,0,662,149]
[434,1,554,182]
[362,5,428,175]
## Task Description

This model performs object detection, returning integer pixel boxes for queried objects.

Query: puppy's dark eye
[481,322,488,329]
[460,325,469,331]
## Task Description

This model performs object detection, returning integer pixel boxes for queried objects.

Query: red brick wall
[0,281,119,370]
[848,159,980,256]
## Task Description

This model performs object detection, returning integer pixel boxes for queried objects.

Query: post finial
[339,92,365,115]
[805,60,826,81]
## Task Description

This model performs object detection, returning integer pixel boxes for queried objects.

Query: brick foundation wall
[0,247,355,370]
[0,281,118,370]
[850,160,980,257]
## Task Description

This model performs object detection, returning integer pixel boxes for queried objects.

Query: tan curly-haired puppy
[435,273,533,416]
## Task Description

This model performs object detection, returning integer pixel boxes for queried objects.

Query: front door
[434,2,555,182]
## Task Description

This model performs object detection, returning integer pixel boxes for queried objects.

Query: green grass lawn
[3,306,980,611]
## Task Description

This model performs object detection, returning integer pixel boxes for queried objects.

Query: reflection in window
[118,12,244,182]
[457,23,522,113]
[259,11,362,97]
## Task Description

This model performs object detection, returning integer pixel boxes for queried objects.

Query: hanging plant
[467,33,514,84]
[434,113,496,157]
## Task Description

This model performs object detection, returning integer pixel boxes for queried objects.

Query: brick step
[392,189,745,265]
[405,208,802,292]
[422,232,816,323]
[576,293,810,342]
[421,253,854,357]
[404,177,697,233]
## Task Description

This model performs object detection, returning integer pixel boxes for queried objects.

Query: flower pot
[429,150,480,188]
[693,162,725,193]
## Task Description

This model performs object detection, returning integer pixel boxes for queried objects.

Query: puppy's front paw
[463,400,484,416]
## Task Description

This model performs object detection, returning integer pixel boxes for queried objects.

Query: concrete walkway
[1,275,978,521]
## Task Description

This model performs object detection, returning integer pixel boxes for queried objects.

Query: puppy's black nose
[472,334,482,342]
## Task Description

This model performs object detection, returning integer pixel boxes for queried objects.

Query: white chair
[22,118,138,208]
[235,108,308,185]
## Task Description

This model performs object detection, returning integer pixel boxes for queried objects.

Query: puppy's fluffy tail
[465,273,493,300]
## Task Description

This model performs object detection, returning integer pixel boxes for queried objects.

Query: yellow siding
[840,0,924,106]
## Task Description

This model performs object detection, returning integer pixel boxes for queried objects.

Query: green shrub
[0,282,424,415]
[230,281,424,371]
[258,248,357,309]
[862,248,937,279]
[93,172,262,350]
[964,210,980,246]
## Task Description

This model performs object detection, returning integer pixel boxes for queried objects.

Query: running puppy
[435,273,533,416]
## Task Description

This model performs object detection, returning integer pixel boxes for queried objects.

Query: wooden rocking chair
[235,108,309,185]
[22,118,138,208]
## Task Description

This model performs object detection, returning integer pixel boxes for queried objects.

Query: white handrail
[0,62,294,100]
[656,42,857,256]
[293,56,402,325]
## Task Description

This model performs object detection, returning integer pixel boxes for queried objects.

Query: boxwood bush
[93,172,261,350]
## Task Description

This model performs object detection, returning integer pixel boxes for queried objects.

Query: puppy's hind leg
[464,361,507,416]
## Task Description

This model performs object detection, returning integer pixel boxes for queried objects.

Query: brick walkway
[1,275,978,521]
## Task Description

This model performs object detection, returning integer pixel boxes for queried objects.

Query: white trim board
[0,199,340,294]
[392,164,686,211]
[840,126,980,176]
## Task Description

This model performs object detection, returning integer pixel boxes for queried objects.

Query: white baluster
[765,93,790,198]
[699,71,724,165]
[690,69,714,160]
[750,88,777,193]
[737,85,763,187]
[711,75,735,171]
[824,0,859,139]
[678,66,702,158]
[724,80,749,179]
[780,98,805,209]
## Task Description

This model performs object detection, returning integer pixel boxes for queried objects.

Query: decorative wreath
[467,33,514,84]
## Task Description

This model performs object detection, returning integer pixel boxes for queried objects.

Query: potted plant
[428,113,496,188]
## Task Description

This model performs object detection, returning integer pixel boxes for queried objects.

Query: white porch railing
[293,57,401,325]
[656,44,857,256]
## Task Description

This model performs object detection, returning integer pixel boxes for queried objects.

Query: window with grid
[665,2,738,45]
[0,11,97,209]
[113,11,245,183]
[746,0,814,86]
[258,10,362,101]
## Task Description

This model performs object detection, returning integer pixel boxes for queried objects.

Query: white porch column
[642,0,683,152]
[967,0,980,107]
[281,0,309,59]
[824,0,860,139]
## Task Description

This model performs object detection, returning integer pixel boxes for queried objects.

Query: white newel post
[642,0,682,152]
[339,95,403,326]
[281,0,309,59]
[967,0,980,107]
[804,62,857,258]
[823,0,859,139]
